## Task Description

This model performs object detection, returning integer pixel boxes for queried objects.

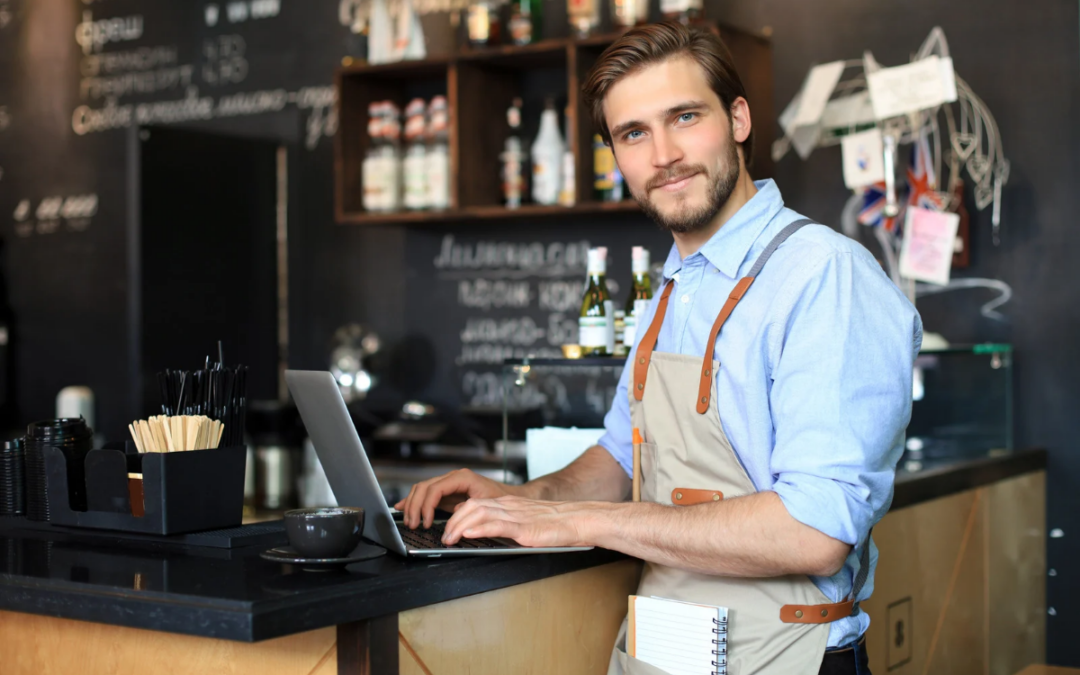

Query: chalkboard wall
[1,0,1078,663]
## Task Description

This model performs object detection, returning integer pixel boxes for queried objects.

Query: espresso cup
[284,507,364,559]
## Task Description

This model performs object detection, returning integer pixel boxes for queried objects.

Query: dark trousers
[819,636,871,675]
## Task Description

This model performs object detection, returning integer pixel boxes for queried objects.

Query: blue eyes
[620,112,698,141]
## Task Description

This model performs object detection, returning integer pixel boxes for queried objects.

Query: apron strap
[695,218,816,414]
[632,282,675,401]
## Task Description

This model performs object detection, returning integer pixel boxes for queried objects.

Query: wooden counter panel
[0,610,337,675]
[398,559,643,675]
[862,470,1045,675]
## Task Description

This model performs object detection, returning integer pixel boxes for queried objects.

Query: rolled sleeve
[769,250,921,546]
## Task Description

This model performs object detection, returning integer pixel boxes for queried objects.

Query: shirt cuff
[772,474,869,546]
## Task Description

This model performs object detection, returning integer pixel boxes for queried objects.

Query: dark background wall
[0,0,1076,663]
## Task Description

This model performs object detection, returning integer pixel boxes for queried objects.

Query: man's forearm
[579,491,851,578]
[518,445,630,503]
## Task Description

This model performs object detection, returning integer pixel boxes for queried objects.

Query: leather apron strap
[696,218,814,413]
[632,282,675,402]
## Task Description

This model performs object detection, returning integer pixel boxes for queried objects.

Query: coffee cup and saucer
[261,507,387,571]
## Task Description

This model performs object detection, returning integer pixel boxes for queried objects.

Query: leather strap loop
[633,282,675,401]
[695,277,754,414]
[671,488,724,505]
[780,599,855,624]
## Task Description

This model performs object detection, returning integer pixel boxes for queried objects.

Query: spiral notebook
[629,595,728,675]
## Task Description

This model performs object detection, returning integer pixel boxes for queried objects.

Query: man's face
[604,56,744,233]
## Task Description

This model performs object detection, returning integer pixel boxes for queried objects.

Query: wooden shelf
[336,199,640,225]
[333,24,773,225]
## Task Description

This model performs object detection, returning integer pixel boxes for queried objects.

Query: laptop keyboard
[397,522,509,550]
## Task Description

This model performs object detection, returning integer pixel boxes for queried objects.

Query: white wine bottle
[579,247,614,356]
[622,246,652,349]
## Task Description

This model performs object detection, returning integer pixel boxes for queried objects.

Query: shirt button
[681,294,690,304]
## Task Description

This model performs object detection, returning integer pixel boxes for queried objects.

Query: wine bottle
[622,246,652,348]
[502,98,525,208]
[593,134,617,202]
[402,98,428,210]
[579,247,614,356]
[508,0,542,45]
[567,0,600,38]
[426,96,451,210]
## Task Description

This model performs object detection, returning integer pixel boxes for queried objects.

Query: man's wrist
[571,500,624,548]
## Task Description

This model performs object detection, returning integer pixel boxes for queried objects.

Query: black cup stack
[23,418,93,522]
[0,438,25,516]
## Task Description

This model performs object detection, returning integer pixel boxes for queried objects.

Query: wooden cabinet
[333,25,773,225]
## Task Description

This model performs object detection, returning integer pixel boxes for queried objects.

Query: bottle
[611,0,648,28]
[558,105,576,207]
[579,247,614,356]
[567,0,600,37]
[508,0,542,45]
[531,98,564,206]
[426,96,451,210]
[661,0,703,25]
[381,101,403,212]
[362,102,384,212]
[593,134,617,202]
[622,246,652,348]
[466,0,500,46]
[402,98,428,210]
[502,98,525,208]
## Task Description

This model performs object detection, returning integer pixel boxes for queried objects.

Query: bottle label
[603,299,616,353]
[403,151,428,209]
[594,142,615,190]
[509,14,532,44]
[623,315,637,347]
[579,317,609,349]
[426,147,450,209]
[467,4,491,43]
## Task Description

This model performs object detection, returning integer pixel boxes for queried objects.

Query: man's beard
[633,139,740,234]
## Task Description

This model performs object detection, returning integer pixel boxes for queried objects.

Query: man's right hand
[393,468,522,530]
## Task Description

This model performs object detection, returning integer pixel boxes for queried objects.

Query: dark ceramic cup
[283,507,364,559]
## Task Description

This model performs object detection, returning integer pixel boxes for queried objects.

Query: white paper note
[820,91,876,131]
[792,61,846,127]
[633,596,728,675]
[841,128,885,189]
[899,206,960,285]
[867,56,958,120]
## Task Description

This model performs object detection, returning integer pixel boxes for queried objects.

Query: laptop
[285,370,593,557]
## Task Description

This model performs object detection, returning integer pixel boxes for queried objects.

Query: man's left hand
[441,495,603,547]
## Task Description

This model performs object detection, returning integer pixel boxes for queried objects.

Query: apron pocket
[609,618,681,675]
[638,442,658,501]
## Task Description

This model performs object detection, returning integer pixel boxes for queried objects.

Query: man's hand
[441,496,601,547]
[393,468,519,529]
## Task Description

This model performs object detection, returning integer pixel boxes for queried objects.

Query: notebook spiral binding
[711,617,728,674]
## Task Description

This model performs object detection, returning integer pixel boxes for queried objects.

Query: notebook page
[631,596,727,675]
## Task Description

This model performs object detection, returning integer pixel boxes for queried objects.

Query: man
[397,21,921,675]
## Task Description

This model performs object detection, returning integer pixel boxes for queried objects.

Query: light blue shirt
[598,179,923,648]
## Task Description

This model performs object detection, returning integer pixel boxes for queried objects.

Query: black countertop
[0,448,1046,642]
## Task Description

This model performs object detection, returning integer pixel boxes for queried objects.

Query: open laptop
[285,370,593,557]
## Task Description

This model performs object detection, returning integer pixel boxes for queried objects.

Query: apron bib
[607,220,863,675]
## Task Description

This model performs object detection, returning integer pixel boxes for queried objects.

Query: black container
[44,444,247,535]
[24,418,93,521]
[0,438,25,516]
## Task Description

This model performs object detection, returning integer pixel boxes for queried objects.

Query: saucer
[260,541,387,570]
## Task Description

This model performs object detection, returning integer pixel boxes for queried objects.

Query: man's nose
[651,127,684,167]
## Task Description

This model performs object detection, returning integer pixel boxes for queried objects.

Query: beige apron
[607,220,866,675]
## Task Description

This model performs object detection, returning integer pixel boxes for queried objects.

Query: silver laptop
[285,370,593,558]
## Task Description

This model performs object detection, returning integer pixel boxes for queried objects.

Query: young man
[396,22,921,674]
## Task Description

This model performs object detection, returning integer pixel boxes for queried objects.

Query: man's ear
[730,96,752,145]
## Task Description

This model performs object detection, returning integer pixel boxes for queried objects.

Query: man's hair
[582,21,752,165]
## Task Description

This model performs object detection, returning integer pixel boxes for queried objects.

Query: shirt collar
[661,179,786,281]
